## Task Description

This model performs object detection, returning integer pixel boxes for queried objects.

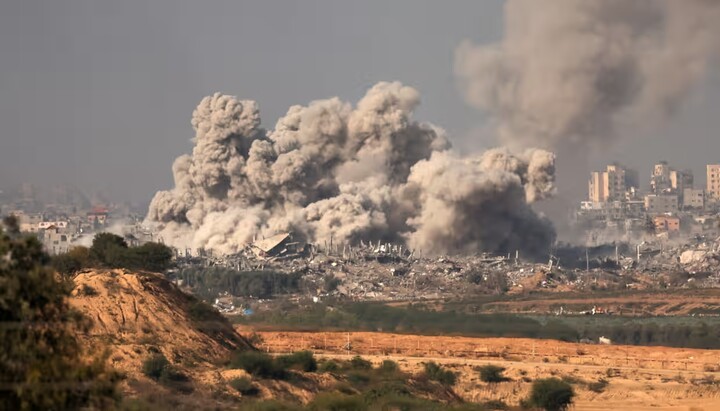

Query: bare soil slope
[69,270,333,408]
[71,269,250,375]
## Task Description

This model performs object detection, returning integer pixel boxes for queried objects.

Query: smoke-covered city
[3,1,720,410]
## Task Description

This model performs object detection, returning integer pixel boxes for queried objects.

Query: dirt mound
[70,269,251,378]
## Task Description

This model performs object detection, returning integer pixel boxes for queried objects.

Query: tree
[90,233,128,267]
[50,246,91,277]
[0,216,119,410]
[527,378,575,411]
[125,242,173,272]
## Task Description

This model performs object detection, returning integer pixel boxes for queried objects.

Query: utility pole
[586,248,589,272]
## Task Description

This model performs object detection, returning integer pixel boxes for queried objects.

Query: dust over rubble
[146,82,556,260]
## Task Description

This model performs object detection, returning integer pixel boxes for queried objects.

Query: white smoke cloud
[455,0,720,151]
[147,82,556,258]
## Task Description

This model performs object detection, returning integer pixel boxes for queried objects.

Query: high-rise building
[588,164,630,203]
[670,169,693,191]
[651,162,692,197]
[707,164,720,201]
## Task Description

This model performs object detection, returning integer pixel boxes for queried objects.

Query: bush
[229,376,259,396]
[229,350,286,379]
[79,283,99,296]
[346,371,371,386]
[588,378,609,393]
[527,378,575,411]
[277,351,317,372]
[50,246,91,276]
[378,359,399,373]
[142,353,170,380]
[423,362,457,386]
[349,355,372,370]
[187,300,223,323]
[318,360,339,373]
[125,242,173,272]
[141,353,192,392]
[88,232,173,272]
[90,233,128,266]
[477,364,508,383]
[323,274,341,293]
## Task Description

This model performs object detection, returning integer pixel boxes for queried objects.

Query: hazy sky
[1,1,719,203]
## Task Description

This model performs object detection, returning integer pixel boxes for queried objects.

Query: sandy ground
[239,327,720,410]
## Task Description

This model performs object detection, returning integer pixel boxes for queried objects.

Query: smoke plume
[455,0,720,151]
[147,82,556,258]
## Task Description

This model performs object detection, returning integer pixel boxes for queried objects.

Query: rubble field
[178,235,720,313]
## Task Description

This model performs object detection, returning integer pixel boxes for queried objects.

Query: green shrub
[187,300,223,324]
[477,364,508,383]
[319,360,340,373]
[362,382,411,402]
[79,283,99,296]
[229,376,259,396]
[88,232,172,272]
[277,351,317,372]
[125,242,173,272]
[588,378,609,393]
[323,274,341,293]
[527,378,575,411]
[50,246,91,276]
[378,359,399,373]
[423,362,457,386]
[349,355,372,370]
[229,350,286,379]
[141,353,192,392]
[142,353,170,380]
[346,371,371,386]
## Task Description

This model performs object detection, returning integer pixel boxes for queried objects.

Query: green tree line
[51,232,173,276]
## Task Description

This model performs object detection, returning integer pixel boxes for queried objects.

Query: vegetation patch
[229,350,288,380]
[423,361,457,386]
[526,377,575,411]
[477,364,509,383]
[229,376,259,396]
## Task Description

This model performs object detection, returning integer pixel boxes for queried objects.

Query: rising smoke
[147,82,556,258]
[455,0,720,152]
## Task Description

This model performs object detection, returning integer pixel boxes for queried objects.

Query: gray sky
[1,0,719,203]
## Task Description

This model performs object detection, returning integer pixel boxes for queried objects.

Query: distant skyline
[2,1,719,204]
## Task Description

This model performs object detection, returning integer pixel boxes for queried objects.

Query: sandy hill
[70,269,251,379]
